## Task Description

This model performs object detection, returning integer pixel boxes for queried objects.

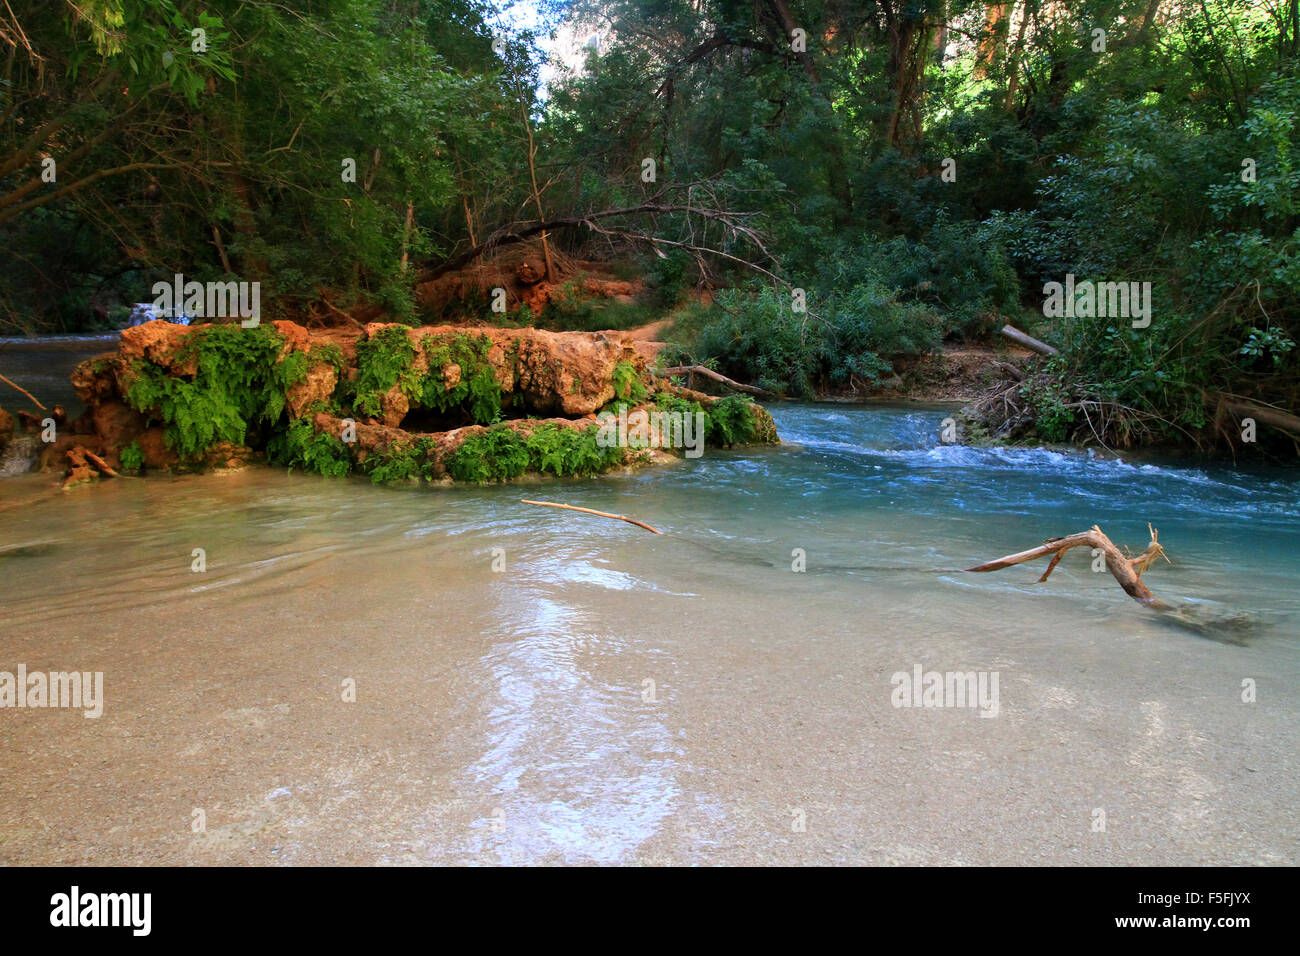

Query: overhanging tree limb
[417,193,774,284]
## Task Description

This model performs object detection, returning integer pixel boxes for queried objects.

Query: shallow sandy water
[1,405,1297,864]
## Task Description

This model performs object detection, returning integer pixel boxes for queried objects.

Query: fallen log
[654,365,775,398]
[1000,324,1059,357]
[991,360,1024,381]
[522,499,662,534]
[1215,395,1300,440]
[965,523,1170,608]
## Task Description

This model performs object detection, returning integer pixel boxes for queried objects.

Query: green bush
[673,283,941,398]
[704,394,758,446]
[360,436,435,484]
[420,333,503,424]
[447,422,624,482]
[447,425,532,482]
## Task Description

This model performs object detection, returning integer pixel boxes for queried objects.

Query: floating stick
[521,499,662,534]
[0,372,46,410]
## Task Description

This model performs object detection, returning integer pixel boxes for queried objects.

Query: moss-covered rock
[64,318,780,485]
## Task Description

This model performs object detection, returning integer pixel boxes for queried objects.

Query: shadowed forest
[2,0,1298,455]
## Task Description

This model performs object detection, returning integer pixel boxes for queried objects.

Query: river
[1,338,1297,864]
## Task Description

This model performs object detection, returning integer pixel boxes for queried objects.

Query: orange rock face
[65,319,651,475]
[60,316,776,485]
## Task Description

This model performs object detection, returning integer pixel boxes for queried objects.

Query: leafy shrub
[649,249,693,308]
[538,280,658,332]
[360,436,435,484]
[447,425,532,482]
[676,284,940,397]
[524,423,624,476]
[704,394,758,446]
[447,422,624,482]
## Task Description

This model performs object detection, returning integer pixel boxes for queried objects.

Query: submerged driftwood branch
[522,499,663,534]
[965,523,1170,608]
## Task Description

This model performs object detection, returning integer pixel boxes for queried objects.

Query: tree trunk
[974,2,1012,79]
[1001,323,1058,356]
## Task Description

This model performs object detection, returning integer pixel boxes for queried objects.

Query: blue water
[1,399,1297,864]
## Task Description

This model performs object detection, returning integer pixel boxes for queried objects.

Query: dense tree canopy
[2,0,1297,453]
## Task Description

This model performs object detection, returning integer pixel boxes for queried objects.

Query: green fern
[124,324,298,459]
[118,440,145,473]
[420,333,502,424]
[267,417,352,477]
[353,326,420,418]
[611,359,648,404]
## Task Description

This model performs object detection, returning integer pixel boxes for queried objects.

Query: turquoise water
[1,397,1297,864]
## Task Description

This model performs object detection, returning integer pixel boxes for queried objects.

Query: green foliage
[607,392,765,449]
[420,333,502,424]
[360,436,435,484]
[704,395,758,446]
[1,0,516,333]
[118,440,145,473]
[353,326,420,418]
[310,343,345,372]
[648,249,693,308]
[537,280,660,332]
[674,284,940,398]
[278,349,310,388]
[124,325,299,459]
[11,0,1300,456]
[1019,374,1076,444]
[447,425,532,482]
[267,417,353,477]
[447,422,624,482]
[610,359,648,404]
[523,423,624,477]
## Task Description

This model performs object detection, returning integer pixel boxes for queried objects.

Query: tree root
[62,444,125,491]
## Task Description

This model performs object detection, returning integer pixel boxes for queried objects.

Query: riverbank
[0,320,779,489]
